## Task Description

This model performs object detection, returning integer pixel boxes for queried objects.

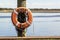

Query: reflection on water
[0,13,60,36]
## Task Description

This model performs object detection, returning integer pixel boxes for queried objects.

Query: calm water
[0,13,60,36]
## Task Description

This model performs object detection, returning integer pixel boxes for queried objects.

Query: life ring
[11,7,33,29]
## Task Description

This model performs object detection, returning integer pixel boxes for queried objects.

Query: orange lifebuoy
[11,7,33,29]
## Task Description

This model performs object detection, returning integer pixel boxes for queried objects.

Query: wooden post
[16,0,26,37]
[17,0,26,7]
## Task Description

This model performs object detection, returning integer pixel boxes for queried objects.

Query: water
[0,13,60,36]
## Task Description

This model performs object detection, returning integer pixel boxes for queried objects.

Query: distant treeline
[0,8,60,10]
[30,8,60,10]
[0,8,14,10]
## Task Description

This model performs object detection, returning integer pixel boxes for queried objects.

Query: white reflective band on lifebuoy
[26,21,30,25]
[26,11,28,14]
[27,9,30,12]
[16,22,20,26]
[25,11,28,17]
[14,10,18,14]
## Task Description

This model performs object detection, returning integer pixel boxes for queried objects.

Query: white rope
[26,21,30,25]
[14,10,18,14]
[16,22,20,26]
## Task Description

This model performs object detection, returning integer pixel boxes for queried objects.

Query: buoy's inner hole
[18,12,26,23]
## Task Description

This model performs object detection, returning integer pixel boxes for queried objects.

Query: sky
[0,0,60,9]
[0,0,17,8]
[27,0,60,9]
